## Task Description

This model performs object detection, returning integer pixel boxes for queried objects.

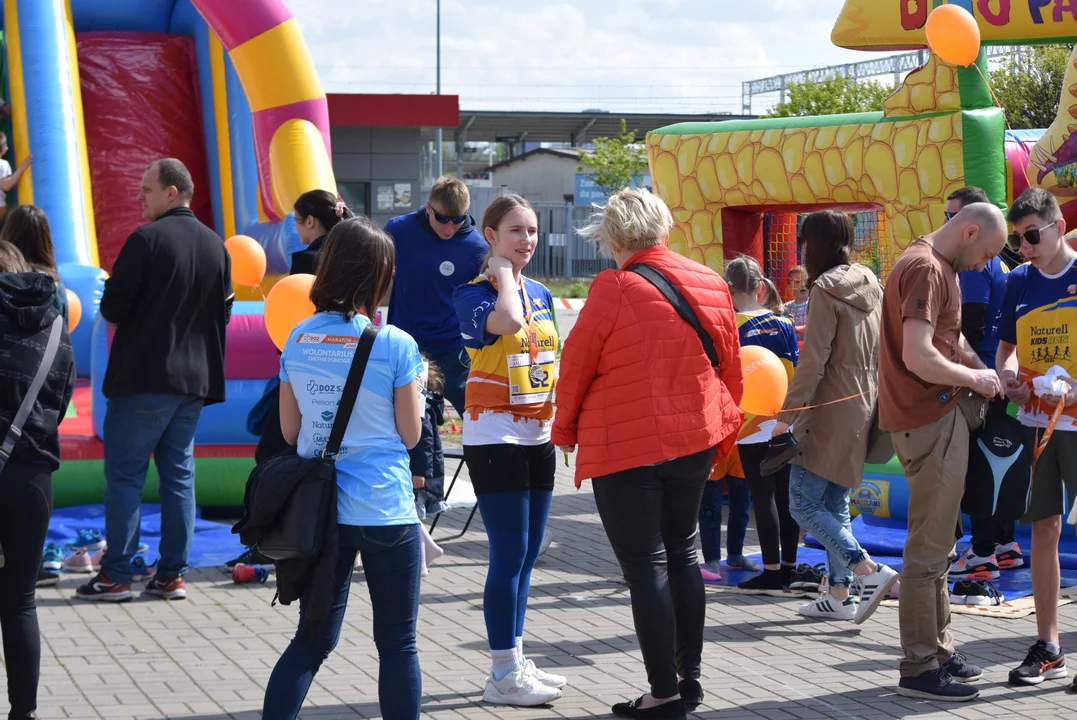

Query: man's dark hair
[150,158,194,201]
[310,216,395,321]
[946,186,989,208]
[1007,187,1062,224]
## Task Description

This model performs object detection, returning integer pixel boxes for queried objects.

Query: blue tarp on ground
[711,516,1077,601]
[48,504,244,569]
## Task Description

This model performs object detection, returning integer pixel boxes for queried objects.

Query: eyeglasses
[944,210,957,222]
[1008,222,1057,249]
[432,210,467,224]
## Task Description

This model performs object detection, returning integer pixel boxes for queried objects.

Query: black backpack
[961,398,1031,521]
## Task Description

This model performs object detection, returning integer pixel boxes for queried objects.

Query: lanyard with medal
[506,279,554,407]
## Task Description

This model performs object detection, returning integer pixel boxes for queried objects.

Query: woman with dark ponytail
[290,190,353,275]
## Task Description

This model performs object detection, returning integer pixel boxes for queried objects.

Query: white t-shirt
[0,160,11,204]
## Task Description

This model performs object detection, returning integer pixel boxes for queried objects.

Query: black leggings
[0,461,52,720]
[739,442,800,566]
[592,446,715,699]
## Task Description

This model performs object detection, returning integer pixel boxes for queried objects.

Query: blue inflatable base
[48,504,245,570]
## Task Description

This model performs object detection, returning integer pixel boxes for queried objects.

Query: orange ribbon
[777,391,868,415]
[1032,395,1068,481]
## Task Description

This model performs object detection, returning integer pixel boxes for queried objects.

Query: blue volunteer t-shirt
[280,312,424,526]
[386,211,487,356]
[959,255,1009,369]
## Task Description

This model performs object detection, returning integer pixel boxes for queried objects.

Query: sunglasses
[432,210,467,224]
[944,210,957,221]
[1008,221,1057,249]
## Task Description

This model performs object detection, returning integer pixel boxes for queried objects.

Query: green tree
[578,119,649,197]
[765,75,894,118]
[991,44,1074,130]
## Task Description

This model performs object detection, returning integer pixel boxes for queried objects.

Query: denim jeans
[787,464,867,588]
[263,524,422,720]
[102,393,203,583]
[698,476,751,563]
[432,346,470,420]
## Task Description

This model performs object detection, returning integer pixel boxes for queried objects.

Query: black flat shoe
[759,430,800,475]
[611,696,687,719]
[678,679,703,709]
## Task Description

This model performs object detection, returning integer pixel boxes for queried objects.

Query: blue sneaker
[130,556,157,582]
[66,530,105,551]
[42,542,64,571]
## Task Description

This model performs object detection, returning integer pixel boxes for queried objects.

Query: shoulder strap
[0,315,64,472]
[627,263,721,369]
[323,323,379,460]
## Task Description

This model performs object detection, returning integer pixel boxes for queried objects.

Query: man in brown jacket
[879,202,1006,702]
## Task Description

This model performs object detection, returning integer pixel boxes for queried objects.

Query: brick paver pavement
[10,458,1077,719]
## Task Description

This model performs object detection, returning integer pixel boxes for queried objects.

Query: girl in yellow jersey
[451,194,564,706]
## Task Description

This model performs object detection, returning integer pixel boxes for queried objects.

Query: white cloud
[288,0,893,114]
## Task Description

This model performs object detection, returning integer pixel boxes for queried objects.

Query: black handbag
[256,323,379,561]
[627,262,720,370]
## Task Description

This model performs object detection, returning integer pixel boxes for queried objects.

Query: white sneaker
[798,592,856,621]
[483,666,562,706]
[949,547,1000,579]
[524,658,567,688]
[853,563,899,625]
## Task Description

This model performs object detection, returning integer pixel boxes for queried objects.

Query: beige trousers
[891,393,984,677]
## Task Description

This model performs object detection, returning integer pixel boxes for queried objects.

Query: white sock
[491,648,519,682]
[419,524,444,563]
[1046,641,1062,655]
[515,636,525,663]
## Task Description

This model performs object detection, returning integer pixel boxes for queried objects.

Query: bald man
[879,202,1006,702]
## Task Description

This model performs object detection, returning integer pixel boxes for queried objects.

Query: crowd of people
[1,162,1076,719]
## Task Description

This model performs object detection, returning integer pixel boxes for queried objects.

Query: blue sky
[289,0,891,115]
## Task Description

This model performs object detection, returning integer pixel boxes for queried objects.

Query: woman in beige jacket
[770,210,899,624]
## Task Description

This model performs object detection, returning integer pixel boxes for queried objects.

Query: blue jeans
[788,464,868,588]
[698,477,751,563]
[102,393,203,583]
[432,346,470,420]
[263,524,422,720]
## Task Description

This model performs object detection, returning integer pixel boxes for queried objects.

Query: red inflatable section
[77,33,215,273]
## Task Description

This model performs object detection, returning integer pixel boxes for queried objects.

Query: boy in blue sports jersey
[996,187,1077,688]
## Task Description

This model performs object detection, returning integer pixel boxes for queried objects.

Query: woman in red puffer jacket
[552,188,742,720]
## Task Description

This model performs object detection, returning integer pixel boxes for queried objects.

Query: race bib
[507,351,556,405]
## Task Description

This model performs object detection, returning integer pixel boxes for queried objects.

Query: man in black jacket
[77,158,233,603]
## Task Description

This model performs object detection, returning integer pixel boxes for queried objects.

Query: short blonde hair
[428,176,470,216]
[577,187,674,253]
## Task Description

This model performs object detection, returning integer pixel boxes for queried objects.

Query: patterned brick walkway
[13,459,1077,719]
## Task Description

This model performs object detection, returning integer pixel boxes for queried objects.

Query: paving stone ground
[9,457,1077,719]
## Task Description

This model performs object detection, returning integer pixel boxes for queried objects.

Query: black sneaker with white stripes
[853,563,899,625]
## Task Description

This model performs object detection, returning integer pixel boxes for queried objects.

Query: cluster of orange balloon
[224,235,317,351]
[925,4,981,67]
[739,346,788,417]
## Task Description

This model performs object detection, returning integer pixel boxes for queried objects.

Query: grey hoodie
[776,263,883,488]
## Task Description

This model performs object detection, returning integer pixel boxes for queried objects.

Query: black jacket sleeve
[407,402,437,478]
[100,232,149,324]
[961,301,988,350]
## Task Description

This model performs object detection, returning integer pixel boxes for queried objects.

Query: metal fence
[528,201,617,279]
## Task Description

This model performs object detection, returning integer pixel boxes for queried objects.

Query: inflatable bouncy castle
[2,0,336,507]
[646,1,1077,526]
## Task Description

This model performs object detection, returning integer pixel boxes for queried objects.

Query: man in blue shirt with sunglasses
[386,176,487,418]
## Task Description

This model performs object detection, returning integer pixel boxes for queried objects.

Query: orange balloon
[225,235,267,287]
[264,273,316,350]
[65,289,82,333]
[925,5,981,67]
[740,345,788,417]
